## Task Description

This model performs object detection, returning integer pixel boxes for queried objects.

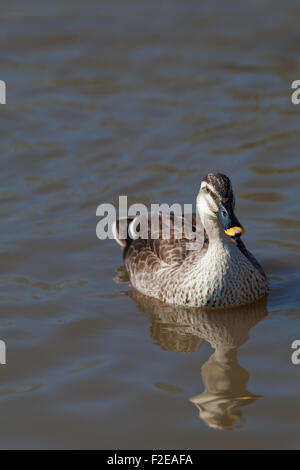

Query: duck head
[197,173,245,238]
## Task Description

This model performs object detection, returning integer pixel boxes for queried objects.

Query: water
[0,0,299,449]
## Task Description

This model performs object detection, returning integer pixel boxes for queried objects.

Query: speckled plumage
[113,173,269,307]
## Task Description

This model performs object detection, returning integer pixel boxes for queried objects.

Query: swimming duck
[113,173,269,307]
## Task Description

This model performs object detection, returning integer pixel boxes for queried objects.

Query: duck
[112,173,269,307]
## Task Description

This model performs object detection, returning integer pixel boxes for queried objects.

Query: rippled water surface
[0,0,300,449]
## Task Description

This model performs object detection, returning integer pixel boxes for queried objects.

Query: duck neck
[202,214,227,245]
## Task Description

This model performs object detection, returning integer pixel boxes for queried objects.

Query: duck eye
[206,187,211,194]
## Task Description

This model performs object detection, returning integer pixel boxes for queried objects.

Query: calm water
[0,0,299,449]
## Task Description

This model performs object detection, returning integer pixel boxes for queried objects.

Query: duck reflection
[127,284,267,431]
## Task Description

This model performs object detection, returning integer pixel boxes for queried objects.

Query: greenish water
[0,0,299,449]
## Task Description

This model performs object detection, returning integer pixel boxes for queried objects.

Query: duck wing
[114,212,207,268]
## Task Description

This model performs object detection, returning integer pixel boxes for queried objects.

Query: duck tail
[112,216,135,251]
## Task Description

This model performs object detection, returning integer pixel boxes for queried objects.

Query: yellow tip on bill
[225,226,245,236]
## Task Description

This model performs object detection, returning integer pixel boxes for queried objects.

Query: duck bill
[217,201,245,238]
